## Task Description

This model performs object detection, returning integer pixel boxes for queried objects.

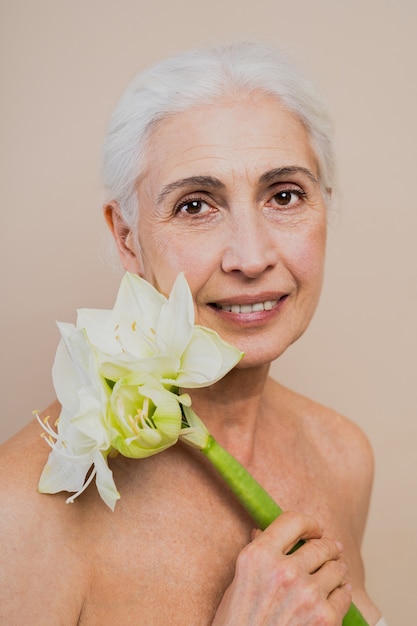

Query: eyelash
[174,186,307,217]
[270,188,307,208]
[175,196,213,216]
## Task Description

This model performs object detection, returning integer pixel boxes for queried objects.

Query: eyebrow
[157,176,225,203]
[260,166,318,185]
[156,166,318,204]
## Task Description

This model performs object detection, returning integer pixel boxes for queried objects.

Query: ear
[104,202,144,274]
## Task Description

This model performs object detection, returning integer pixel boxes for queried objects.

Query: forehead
[140,91,318,187]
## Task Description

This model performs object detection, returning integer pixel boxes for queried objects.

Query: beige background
[1,1,416,623]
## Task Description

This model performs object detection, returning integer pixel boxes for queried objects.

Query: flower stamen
[66,466,97,504]
[35,411,58,440]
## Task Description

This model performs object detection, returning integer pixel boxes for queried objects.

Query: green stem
[201,435,369,626]
[202,434,283,529]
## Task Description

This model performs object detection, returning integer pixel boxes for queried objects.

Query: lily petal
[93,451,120,511]
[38,448,90,494]
[76,308,121,354]
[156,273,194,357]
[114,272,166,329]
[173,326,243,388]
[52,324,88,413]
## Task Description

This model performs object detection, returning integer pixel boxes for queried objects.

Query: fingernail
[335,541,344,551]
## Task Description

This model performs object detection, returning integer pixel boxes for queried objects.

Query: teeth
[252,302,264,312]
[217,300,278,313]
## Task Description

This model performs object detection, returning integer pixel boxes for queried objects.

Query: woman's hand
[212,511,352,626]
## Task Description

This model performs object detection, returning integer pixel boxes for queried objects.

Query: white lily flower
[38,273,243,510]
[77,273,243,389]
[38,323,120,510]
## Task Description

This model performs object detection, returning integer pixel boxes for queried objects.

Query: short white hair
[102,41,335,227]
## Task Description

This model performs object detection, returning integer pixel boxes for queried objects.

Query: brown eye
[270,189,305,209]
[274,191,294,206]
[177,199,210,215]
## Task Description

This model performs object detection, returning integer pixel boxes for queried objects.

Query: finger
[292,537,344,574]
[256,511,323,555]
[327,581,353,618]
[312,557,349,598]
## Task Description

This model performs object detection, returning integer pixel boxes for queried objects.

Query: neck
[185,363,271,463]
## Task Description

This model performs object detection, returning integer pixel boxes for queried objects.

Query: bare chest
[78,443,360,625]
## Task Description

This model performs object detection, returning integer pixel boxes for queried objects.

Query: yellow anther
[128,414,141,435]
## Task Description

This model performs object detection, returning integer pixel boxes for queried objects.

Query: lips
[211,294,287,314]
[214,300,278,313]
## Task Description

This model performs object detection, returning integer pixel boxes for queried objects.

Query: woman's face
[116,92,327,367]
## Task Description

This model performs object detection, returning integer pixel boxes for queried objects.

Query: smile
[213,299,280,313]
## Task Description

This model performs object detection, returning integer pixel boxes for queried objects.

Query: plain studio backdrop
[1,1,416,623]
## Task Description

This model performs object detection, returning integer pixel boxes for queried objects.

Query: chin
[233,343,291,370]
[231,326,307,368]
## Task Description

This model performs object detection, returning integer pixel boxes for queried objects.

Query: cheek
[140,228,219,295]
[289,223,326,291]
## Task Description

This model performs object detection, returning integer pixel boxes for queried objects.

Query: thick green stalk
[201,435,369,626]
[202,434,283,529]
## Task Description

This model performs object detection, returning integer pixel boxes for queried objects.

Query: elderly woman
[0,42,385,625]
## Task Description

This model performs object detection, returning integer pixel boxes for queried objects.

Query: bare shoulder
[266,378,374,536]
[267,377,374,471]
[299,389,373,473]
[0,402,61,508]
[0,402,87,624]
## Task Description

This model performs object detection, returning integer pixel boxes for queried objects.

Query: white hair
[102,41,335,227]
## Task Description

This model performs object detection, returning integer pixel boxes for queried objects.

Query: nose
[221,213,278,278]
